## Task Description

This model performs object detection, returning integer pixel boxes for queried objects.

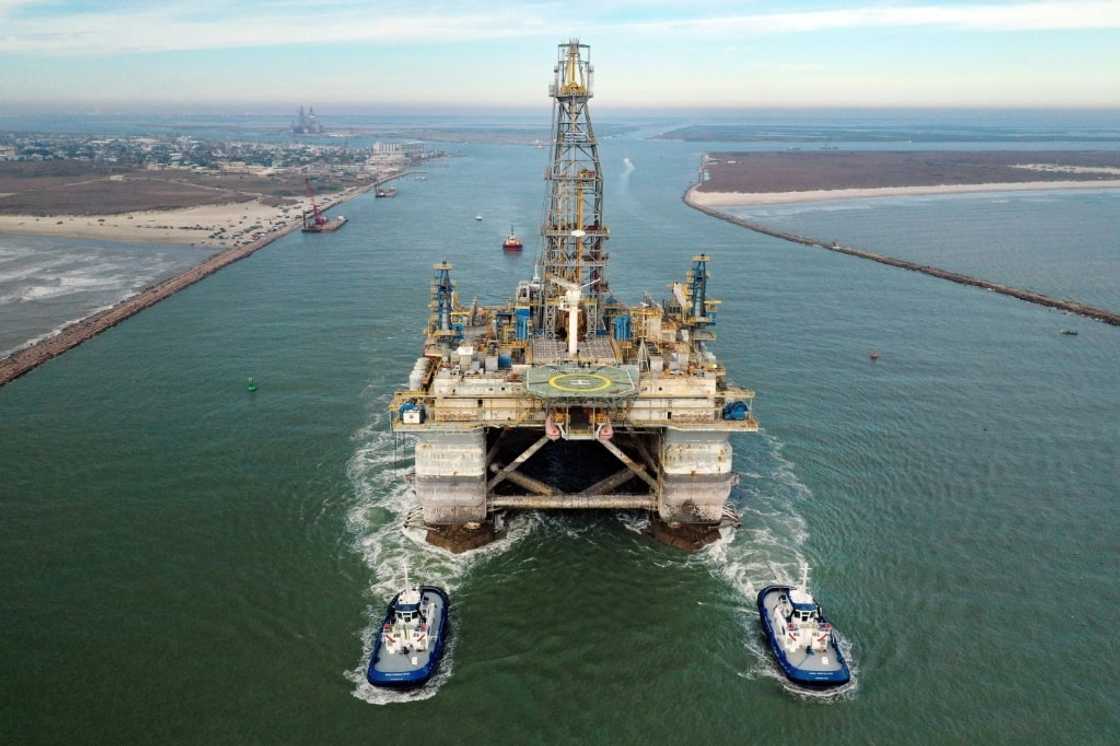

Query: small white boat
[474,215,483,221]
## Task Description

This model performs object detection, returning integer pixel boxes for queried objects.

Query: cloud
[633,2,1120,33]
[1,1,1119,54]
[0,4,549,54]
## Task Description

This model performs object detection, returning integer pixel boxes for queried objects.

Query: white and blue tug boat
[366,572,449,689]
[757,584,850,689]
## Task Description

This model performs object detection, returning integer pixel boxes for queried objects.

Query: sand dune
[689,180,1120,207]
[0,185,370,249]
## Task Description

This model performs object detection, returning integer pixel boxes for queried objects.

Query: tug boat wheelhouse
[366,582,449,688]
[757,585,850,689]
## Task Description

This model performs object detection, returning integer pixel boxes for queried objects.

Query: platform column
[414,430,487,524]
[657,429,734,524]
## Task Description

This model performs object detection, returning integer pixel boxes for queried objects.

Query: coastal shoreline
[0,173,405,387]
[0,178,385,249]
[690,179,1120,208]
[683,184,1120,327]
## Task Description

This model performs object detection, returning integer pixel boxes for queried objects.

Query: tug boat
[366,580,449,688]
[502,226,523,251]
[757,585,850,689]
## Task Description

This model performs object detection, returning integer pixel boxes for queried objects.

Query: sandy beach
[689,179,1120,208]
[0,173,405,386]
[682,184,1120,327]
[0,183,374,249]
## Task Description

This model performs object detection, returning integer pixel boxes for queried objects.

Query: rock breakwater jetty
[684,185,1120,327]
[1,175,405,387]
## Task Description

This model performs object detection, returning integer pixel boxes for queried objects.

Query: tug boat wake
[345,403,535,705]
[692,433,858,699]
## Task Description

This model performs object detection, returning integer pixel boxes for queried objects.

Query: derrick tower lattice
[535,39,609,339]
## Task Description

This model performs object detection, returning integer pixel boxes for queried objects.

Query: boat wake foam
[344,401,536,705]
[345,400,856,701]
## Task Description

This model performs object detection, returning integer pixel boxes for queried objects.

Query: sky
[1,0,1119,110]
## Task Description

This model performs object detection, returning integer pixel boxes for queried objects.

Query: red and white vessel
[502,225,523,252]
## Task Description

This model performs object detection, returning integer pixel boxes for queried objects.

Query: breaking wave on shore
[0,236,199,355]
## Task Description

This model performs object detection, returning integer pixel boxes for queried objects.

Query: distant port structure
[391,40,758,553]
[291,105,325,135]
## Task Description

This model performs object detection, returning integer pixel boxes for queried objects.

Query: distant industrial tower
[291,105,324,135]
[535,39,610,340]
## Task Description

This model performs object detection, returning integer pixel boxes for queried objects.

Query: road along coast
[0,174,404,387]
[683,184,1120,327]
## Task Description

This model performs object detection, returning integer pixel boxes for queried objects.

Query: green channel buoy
[247,377,257,392]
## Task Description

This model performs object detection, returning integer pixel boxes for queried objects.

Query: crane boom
[304,177,326,226]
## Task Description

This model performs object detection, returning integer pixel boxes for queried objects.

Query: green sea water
[2,135,1119,745]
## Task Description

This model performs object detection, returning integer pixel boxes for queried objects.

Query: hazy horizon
[2,1,1119,109]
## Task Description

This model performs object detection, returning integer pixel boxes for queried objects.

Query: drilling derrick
[537,39,609,341]
[389,40,759,554]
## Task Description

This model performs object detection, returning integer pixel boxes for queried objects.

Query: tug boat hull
[366,585,449,688]
[757,584,850,689]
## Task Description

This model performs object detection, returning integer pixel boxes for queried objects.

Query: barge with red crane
[301,177,348,233]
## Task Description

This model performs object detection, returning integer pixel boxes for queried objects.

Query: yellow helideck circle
[547,372,612,393]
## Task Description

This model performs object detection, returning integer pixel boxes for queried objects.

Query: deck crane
[303,177,327,228]
[300,176,348,233]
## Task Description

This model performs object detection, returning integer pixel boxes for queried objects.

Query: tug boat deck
[367,585,449,688]
[757,584,850,689]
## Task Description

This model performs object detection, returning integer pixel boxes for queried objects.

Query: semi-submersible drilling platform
[391,40,759,552]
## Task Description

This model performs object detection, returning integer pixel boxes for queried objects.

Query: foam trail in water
[688,432,858,699]
[344,400,536,704]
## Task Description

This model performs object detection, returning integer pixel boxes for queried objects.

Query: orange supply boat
[502,225,523,251]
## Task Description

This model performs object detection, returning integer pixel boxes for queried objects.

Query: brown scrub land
[0,161,382,248]
[681,154,1120,326]
[0,171,408,387]
[694,151,1120,206]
